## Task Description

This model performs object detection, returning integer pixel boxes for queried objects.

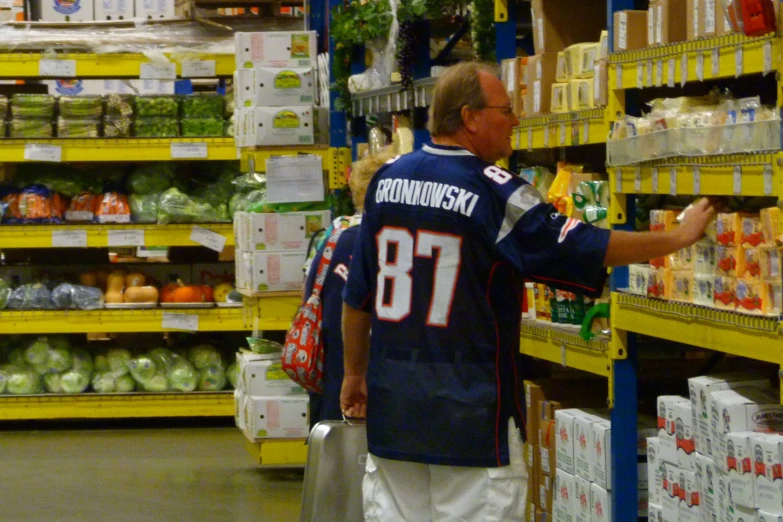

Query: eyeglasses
[482,105,515,117]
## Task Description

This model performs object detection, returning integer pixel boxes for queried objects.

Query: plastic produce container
[58,95,103,119]
[134,95,179,118]
[105,94,134,119]
[181,93,224,119]
[103,117,132,137]
[133,117,179,137]
[0,95,9,120]
[181,118,224,137]
[10,119,53,138]
[11,94,56,119]
[57,118,101,138]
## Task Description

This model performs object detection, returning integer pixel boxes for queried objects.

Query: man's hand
[675,197,718,248]
[340,374,367,419]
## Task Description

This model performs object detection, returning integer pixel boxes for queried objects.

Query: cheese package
[725,431,756,509]
[713,276,736,309]
[650,209,677,232]
[740,215,763,247]
[668,270,693,303]
[648,267,666,298]
[754,434,783,516]
[629,264,651,295]
[715,213,741,246]
[550,82,570,113]
[669,244,695,270]
[760,245,782,281]
[556,52,570,81]
[593,59,608,107]
[565,43,599,79]
[693,275,715,306]
[735,278,765,315]
[569,79,594,110]
[760,207,781,245]
[694,239,718,275]
[647,1,657,46]
[716,245,739,277]
[598,31,609,60]
[738,247,761,280]
[765,281,783,316]
[673,401,696,471]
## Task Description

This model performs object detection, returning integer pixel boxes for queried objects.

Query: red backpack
[281,224,345,393]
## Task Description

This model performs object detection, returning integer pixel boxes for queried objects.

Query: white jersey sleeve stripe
[495,184,545,244]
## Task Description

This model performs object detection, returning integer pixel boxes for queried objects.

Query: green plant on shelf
[469,0,495,61]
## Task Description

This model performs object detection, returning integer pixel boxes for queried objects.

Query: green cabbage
[71,349,93,373]
[168,358,198,392]
[60,370,90,393]
[94,354,110,373]
[115,374,135,392]
[142,373,169,392]
[128,356,156,383]
[127,163,174,195]
[197,366,226,391]
[107,348,131,376]
[7,367,42,394]
[0,367,7,393]
[129,193,160,223]
[43,373,62,393]
[47,345,73,373]
[24,336,51,365]
[8,348,25,367]
[188,345,223,370]
[226,362,237,389]
[91,373,116,393]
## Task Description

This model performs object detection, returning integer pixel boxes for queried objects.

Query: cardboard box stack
[233,31,317,147]
[628,207,783,316]
[37,0,190,21]
[647,374,783,522]
[234,351,309,442]
[501,57,528,118]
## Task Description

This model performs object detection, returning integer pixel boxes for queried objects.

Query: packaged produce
[129,193,159,223]
[181,118,224,137]
[102,118,132,138]
[10,94,56,119]
[105,94,134,118]
[157,187,225,224]
[51,284,104,310]
[57,118,100,138]
[133,117,179,137]
[7,283,55,310]
[224,94,234,116]
[4,365,42,394]
[0,95,8,119]
[134,95,178,118]
[95,192,131,223]
[127,163,174,195]
[58,95,103,119]
[181,94,224,119]
[3,185,65,223]
[10,119,53,138]
[65,192,99,222]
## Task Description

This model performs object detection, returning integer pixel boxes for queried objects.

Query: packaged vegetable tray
[11,94,56,119]
[105,94,134,118]
[95,192,131,223]
[103,117,132,137]
[58,95,103,119]
[181,94,224,119]
[10,119,53,138]
[57,118,101,138]
[181,118,224,137]
[1,184,65,223]
[134,95,178,118]
[133,117,179,137]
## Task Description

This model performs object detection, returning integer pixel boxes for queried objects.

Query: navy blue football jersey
[343,143,610,468]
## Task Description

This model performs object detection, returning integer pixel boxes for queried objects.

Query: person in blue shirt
[303,150,393,429]
[340,61,716,521]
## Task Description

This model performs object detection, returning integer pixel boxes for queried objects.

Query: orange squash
[161,283,179,303]
[200,285,214,302]
[125,272,146,288]
[107,271,126,292]
[79,272,98,287]
[125,286,159,303]
[173,286,205,303]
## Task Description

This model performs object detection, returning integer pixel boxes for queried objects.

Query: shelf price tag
[24,143,62,162]
[162,313,199,332]
[38,59,76,77]
[636,63,644,89]
[764,40,773,75]
[680,53,688,87]
[693,166,701,195]
[711,49,720,77]
[527,128,533,152]
[733,166,742,195]
[696,52,705,81]
[764,164,773,196]
[652,167,659,193]
[654,60,663,86]
[734,46,743,78]
[52,230,87,248]
[190,226,227,252]
[646,59,653,87]
[107,229,145,247]
[140,62,177,80]
[614,168,622,193]
[543,125,549,147]
[181,60,216,78]
[559,123,566,146]
[582,120,589,144]
[669,167,677,196]
[171,142,208,159]
[634,167,642,193]
[667,58,676,88]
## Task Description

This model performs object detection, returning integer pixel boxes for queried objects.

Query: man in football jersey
[340,62,716,521]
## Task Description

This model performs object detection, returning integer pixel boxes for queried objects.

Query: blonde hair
[350,149,396,210]
[427,62,499,137]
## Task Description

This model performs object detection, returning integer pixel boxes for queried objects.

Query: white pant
[362,419,528,522]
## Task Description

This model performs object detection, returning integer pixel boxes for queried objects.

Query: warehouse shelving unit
[513,107,609,150]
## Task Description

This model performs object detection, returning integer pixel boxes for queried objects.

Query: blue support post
[611,338,638,522]
[412,20,431,150]
[328,0,349,147]
[495,0,517,61]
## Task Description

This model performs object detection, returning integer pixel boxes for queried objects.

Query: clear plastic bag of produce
[181,93,223,119]
[129,193,159,223]
[229,188,267,216]
[0,277,10,309]
[65,192,99,222]
[58,95,103,119]
[105,94,134,118]
[57,118,101,138]
[157,187,223,224]
[11,94,56,119]
[187,344,224,370]
[133,117,179,137]
[51,283,104,310]
[95,192,131,223]
[134,95,179,118]
[4,365,43,394]
[181,118,224,137]
[10,119,53,138]
[103,117,132,137]
[127,162,174,195]
[198,366,226,391]
[0,94,8,119]
[7,283,55,310]
[3,185,65,223]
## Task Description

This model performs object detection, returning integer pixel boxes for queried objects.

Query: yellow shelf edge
[519,320,611,377]
[514,108,608,150]
[0,392,234,420]
[611,292,781,364]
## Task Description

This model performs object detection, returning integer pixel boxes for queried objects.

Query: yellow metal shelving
[244,438,308,468]
[0,391,233,420]
[240,146,351,189]
[0,53,235,78]
[609,33,778,90]
[519,319,611,377]
[513,108,608,150]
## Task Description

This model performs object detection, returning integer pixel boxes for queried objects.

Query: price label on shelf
[696,52,705,81]
[764,40,773,76]
[652,167,659,193]
[667,58,676,88]
[634,167,641,193]
[655,60,663,87]
[543,125,549,147]
[669,167,677,196]
[680,53,688,87]
[734,46,743,78]
[107,229,145,247]
[614,168,622,193]
[140,62,177,80]
[582,120,589,144]
[693,166,701,195]
[171,143,208,159]
[38,59,76,77]
[559,123,566,146]
[181,60,216,78]
[162,313,199,332]
[636,63,644,89]
[190,226,227,252]
[764,165,773,196]
[646,59,653,87]
[711,49,720,77]
[52,230,87,248]
[733,166,742,195]
[24,144,62,162]
[616,64,623,89]
[527,128,533,152]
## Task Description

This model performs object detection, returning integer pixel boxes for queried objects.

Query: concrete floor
[0,427,304,522]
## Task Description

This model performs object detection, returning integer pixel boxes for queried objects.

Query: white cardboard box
[662,463,680,522]
[248,105,314,146]
[574,475,591,522]
[235,69,255,108]
[695,452,718,520]
[556,409,591,474]
[234,251,253,291]
[239,354,305,396]
[590,483,611,522]
[95,0,133,19]
[674,401,697,471]
[235,31,318,69]
[251,67,316,107]
[248,250,307,293]
[242,395,309,441]
[658,395,690,464]
[754,433,783,515]
[759,511,783,522]
[688,374,770,457]
[647,502,663,522]
[40,0,93,21]
[711,387,783,474]
[234,389,245,430]
[592,420,612,489]
[725,432,757,509]
[638,488,649,518]
[678,470,701,522]
[554,468,576,522]
[134,0,181,19]
[573,411,606,480]
[647,436,663,505]
[237,211,331,252]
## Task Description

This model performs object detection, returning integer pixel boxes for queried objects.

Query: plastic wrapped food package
[51,283,104,310]
[57,119,101,138]
[58,95,103,119]
[103,117,132,137]
[11,94,56,119]
[65,192,99,222]
[181,118,224,137]
[133,117,179,137]
[105,94,134,118]
[10,119,53,138]
[7,283,55,310]
[0,95,8,119]
[95,192,131,223]
[181,93,223,119]
[129,193,159,223]
[2,185,66,223]
[135,95,178,118]
[157,187,223,224]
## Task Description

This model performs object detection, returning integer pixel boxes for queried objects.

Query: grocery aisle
[0,426,303,522]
